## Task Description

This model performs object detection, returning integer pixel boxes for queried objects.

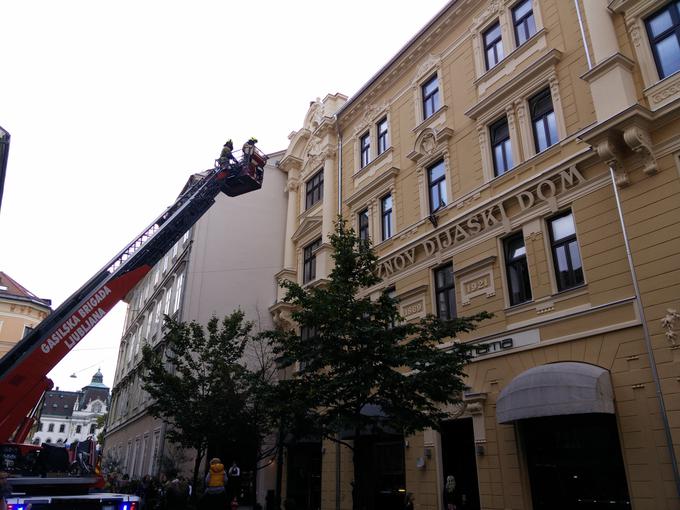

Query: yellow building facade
[0,271,51,356]
[273,1,680,509]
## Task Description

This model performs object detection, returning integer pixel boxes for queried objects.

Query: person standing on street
[202,457,228,510]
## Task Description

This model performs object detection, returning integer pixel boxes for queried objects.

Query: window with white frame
[490,116,514,176]
[305,169,324,209]
[358,208,369,242]
[164,287,172,316]
[303,238,321,284]
[360,132,371,168]
[422,74,440,120]
[154,299,162,330]
[173,272,184,313]
[377,117,389,155]
[434,263,456,320]
[646,2,680,79]
[470,0,545,83]
[548,210,584,291]
[427,159,447,213]
[512,0,536,47]
[504,232,532,305]
[381,194,394,241]
[484,22,504,69]
[530,88,558,152]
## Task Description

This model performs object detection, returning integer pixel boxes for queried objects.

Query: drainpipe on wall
[608,166,680,498]
[334,114,342,510]
[335,115,343,217]
[573,0,593,71]
[575,0,680,497]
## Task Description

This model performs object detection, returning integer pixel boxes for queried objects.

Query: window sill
[486,139,562,187]
[299,201,322,221]
[643,68,680,111]
[302,277,329,290]
[354,147,393,179]
[413,105,449,133]
[504,284,588,317]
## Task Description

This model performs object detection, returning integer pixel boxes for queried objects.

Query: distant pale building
[33,369,109,446]
[105,153,288,502]
[0,271,51,356]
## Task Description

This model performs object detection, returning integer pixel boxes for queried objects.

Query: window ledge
[644,69,680,111]
[413,105,449,133]
[504,284,588,317]
[354,147,393,179]
[486,139,562,187]
[302,277,329,290]
[466,47,561,121]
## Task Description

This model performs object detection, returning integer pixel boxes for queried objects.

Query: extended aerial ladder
[0,145,267,450]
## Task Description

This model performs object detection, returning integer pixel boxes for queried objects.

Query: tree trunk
[252,437,260,507]
[275,428,284,510]
[192,445,204,501]
[352,427,361,510]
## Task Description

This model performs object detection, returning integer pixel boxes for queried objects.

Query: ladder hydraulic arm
[0,152,265,443]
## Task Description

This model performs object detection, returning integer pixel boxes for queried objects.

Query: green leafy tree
[140,311,252,490]
[272,219,491,510]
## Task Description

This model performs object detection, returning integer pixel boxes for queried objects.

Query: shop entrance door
[286,442,322,510]
[520,413,630,510]
[440,418,481,510]
[355,434,405,510]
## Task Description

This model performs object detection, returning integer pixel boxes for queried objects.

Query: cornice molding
[465,49,563,120]
[580,52,635,83]
[338,0,479,125]
[278,154,303,173]
[291,214,322,242]
[346,166,400,207]
[408,126,454,162]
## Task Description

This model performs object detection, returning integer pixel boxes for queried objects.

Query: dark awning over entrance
[496,362,615,424]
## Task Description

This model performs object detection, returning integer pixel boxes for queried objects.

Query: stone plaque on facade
[460,268,495,305]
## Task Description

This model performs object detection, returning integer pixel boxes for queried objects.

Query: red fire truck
[0,144,268,508]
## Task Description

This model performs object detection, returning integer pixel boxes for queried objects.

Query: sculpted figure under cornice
[286,178,300,193]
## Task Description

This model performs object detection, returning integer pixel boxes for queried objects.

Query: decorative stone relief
[623,126,657,177]
[401,299,426,320]
[408,127,454,162]
[460,269,496,305]
[354,103,388,137]
[661,308,680,347]
[472,0,504,29]
[536,301,555,315]
[412,54,442,85]
[596,136,629,187]
[286,178,300,193]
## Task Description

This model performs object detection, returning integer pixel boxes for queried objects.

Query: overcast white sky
[1,0,448,392]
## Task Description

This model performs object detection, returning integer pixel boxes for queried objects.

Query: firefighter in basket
[219,139,238,167]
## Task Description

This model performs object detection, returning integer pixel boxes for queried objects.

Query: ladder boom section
[0,166,229,442]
